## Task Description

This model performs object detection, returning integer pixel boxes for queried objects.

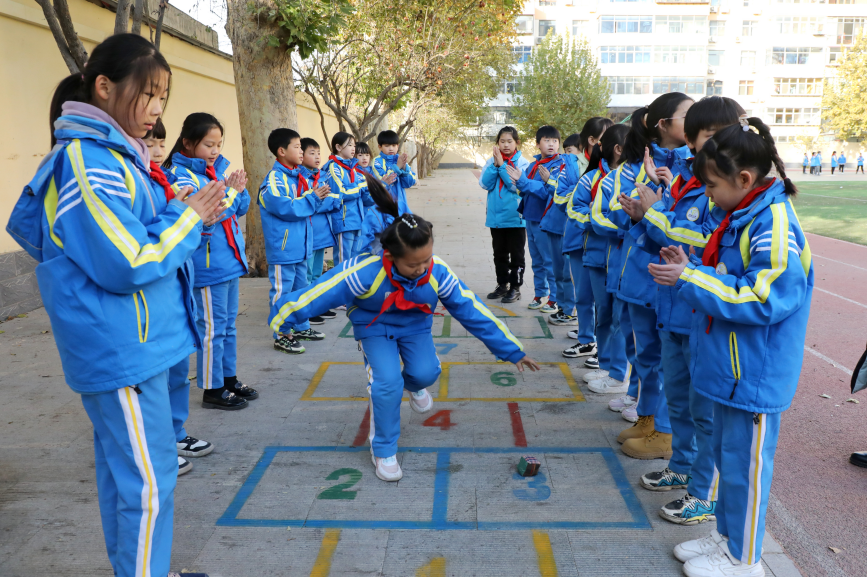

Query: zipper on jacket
[281,230,289,251]
[133,291,150,343]
[728,331,741,399]
[206,240,211,268]
[618,245,632,290]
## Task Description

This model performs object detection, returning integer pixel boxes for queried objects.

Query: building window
[654,46,707,65]
[743,0,749,5]
[654,16,708,35]
[503,79,522,94]
[572,20,588,36]
[606,76,652,94]
[653,77,705,94]
[708,50,726,66]
[707,80,723,95]
[710,21,726,36]
[770,46,823,65]
[493,111,507,124]
[739,80,754,95]
[600,46,652,64]
[773,77,823,95]
[742,21,757,36]
[767,107,820,124]
[741,51,756,66]
[516,16,534,34]
[538,0,556,5]
[836,18,866,45]
[775,17,824,34]
[538,20,556,37]
[513,46,533,64]
[600,16,654,34]
[829,47,843,64]
[775,0,820,3]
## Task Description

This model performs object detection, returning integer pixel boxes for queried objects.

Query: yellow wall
[0,0,338,253]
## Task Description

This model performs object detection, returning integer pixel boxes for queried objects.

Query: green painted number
[317,468,362,500]
[490,371,518,387]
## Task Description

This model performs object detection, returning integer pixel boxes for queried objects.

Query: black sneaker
[320,310,338,320]
[275,335,305,354]
[178,456,193,476]
[177,436,214,457]
[562,342,597,358]
[486,285,509,300]
[583,355,600,370]
[308,315,326,325]
[202,388,248,410]
[228,380,259,401]
[501,287,521,303]
[549,309,579,326]
[293,328,325,341]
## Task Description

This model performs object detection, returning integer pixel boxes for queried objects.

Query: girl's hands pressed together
[515,355,542,373]
[397,153,408,169]
[176,181,227,226]
[636,181,663,212]
[224,169,247,192]
[648,245,692,286]
[493,145,504,167]
[505,165,523,183]
[619,193,644,222]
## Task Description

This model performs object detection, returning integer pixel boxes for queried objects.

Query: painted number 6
[490,371,518,387]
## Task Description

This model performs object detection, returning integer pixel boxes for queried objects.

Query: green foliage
[511,33,610,141]
[823,32,867,140]
[248,0,355,59]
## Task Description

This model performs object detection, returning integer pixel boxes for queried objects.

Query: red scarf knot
[528,154,558,179]
[669,175,702,211]
[589,167,608,202]
[298,170,320,198]
[149,162,174,202]
[203,163,245,267]
[498,151,517,192]
[329,155,361,183]
[366,256,441,327]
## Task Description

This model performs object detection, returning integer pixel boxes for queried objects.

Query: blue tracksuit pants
[360,331,442,457]
[588,267,627,381]
[306,248,326,283]
[80,372,176,577]
[712,403,780,566]
[661,330,718,500]
[268,262,311,337]
[547,232,575,314]
[336,230,362,266]
[567,249,595,343]
[526,220,555,300]
[194,277,240,390]
[614,297,639,396]
[627,302,670,433]
[168,357,191,442]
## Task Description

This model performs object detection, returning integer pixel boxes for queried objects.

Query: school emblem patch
[715,262,728,275]
[686,207,700,222]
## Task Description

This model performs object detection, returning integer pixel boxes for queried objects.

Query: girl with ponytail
[648,116,812,576]
[268,174,540,482]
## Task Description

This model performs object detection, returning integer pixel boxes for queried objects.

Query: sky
[169,0,232,53]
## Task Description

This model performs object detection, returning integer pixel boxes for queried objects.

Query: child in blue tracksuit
[802,153,808,174]
[7,35,224,577]
[301,137,338,292]
[372,129,417,216]
[859,153,865,173]
[507,125,565,314]
[838,152,847,173]
[601,93,695,459]
[831,151,838,174]
[321,132,373,264]
[166,113,257,411]
[258,129,334,355]
[622,96,746,526]
[567,125,632,390]
[651,118,813,577]
[478,126,530,304]
[271,177,541,481]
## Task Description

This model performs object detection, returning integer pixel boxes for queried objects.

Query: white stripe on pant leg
[708,464,720,502]
[339,234,345,263]
[201,287,215,390]
[118,387,159,577]
[271,265,282,306]
[743,414,767,565]
[360,342,376,445]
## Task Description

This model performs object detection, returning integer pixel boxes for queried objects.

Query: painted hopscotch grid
[300,361,586,403]
[217,446,652,531]
[338,315,554,340]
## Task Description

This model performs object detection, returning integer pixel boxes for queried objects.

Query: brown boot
[622,430,674,460]
[617,415,654,444]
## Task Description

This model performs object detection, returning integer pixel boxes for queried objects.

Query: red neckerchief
[366,256,437,327]
[277,159,297,171]
[699,179,774,333]
[669,175,702,211]
[528,154,558,179]
[149,162,174,202]
[498,151,517,192]
[298,170,320,198]
[329,155,361,183]
[584,148,591,161]
[590,165,608,202]
[203,164,244,267]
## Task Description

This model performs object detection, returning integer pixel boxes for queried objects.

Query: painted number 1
[317,468,362,500]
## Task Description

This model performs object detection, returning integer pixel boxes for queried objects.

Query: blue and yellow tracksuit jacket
[300,165,338,251]
[589,168,627,292]
[541,153,585,236]
[372,153,416,215]
[257,161,339,265]
[321,157,373,233]
[515,154,565,223]
[167,153,249,287]
[563,160,609,254]
[270,254,526,362]
[7,115,201,394]
[676,179,814,413]
[478,153,530,229]
[630,157,721,334]
[359,208,394,256]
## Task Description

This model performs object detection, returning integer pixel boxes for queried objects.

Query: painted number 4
[422,410,455,430]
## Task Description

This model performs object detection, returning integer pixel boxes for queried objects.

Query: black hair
[622,92,694,164]
[694,117,797,197]
[356,142,372,156]
[331,132,355,155]
[49,33,172,147]
[578,117,615,152]
[163,113,223,169]
[266,128,300,157]
[300,137,319,152]
[144,117,167,140]
[683,96,745,144]
[377,130,400,146]
[563,134,581,150]
[365,174,434,258]
[496,126,520,144]
[535,125,561,143]
[582,124,629,178]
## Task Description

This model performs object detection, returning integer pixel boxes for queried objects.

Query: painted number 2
[317,468,362,500]
[422,410,455,430]
[512,471,551,501]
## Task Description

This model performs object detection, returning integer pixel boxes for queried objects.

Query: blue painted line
[216,447,279,526]
[600,449,653,529]
[434,343,458,355]
[432,451,452,526]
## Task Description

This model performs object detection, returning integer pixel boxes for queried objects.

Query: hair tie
[738,114,750,132]
[400,215,418,229]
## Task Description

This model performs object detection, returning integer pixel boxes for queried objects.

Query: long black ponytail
[365,175,434,257]
[621,92,693,165]
[582,124,630,178]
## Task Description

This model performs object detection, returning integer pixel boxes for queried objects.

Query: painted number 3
[317,468,363,500]
[512,472,551,501]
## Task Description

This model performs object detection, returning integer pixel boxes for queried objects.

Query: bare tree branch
[154,0,168,49]
[132,0,144,35]
[52,0,88,68]
[114,0,132,34]
[35,0,79,73]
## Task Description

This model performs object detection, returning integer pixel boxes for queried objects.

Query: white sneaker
[682,541,764,577]
[674,529,728,562]
[582,369,609,383]
[374,454,403,481]
[621,406,638,423]
[588,376,629,394]
[567,329,579,340]
[178,456,192,476]
[609,395,637,413]
[409,389,433,413]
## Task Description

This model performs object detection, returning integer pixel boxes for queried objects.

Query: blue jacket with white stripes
[676,179,813,413]
[320,157,374,233]
[515,154,565,223]
[7,113,201,394]
[563,160,608,255]
[270,254,527,362]
[541,153,583,236]
[300,165,338,251]
[589,167,628,294]
[372,153,416,215]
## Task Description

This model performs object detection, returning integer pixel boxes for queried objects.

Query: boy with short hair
[260,129,333,354]
[372,130,416,215]
[563,133,581,156]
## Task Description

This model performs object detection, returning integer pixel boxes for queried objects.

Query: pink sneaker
[621,406,638,423]
[609,395,637,413]
[409,389,433,413]
[374,455,403,481]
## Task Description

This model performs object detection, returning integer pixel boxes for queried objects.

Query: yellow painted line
[309,528,340,577]
[416,556,446,577]
[532,530,558,577]
[488,304,518,317]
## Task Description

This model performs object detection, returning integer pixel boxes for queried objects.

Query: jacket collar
[172,152,230,176]
[650,142,691,169]
[728,178,786,232]
[272,159,300,177]
[379,152,399,163]
[54,115,149,172]
[299,165,319,177]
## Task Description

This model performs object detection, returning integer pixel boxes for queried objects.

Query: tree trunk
[131,0,144,35]
[114,0,131,34]
[153,0,167,49]
[226,0,297,277]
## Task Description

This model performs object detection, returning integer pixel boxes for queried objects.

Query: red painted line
[508,402,528,447]
[351,406,370,447]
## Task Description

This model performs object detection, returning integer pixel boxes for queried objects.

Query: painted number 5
[317,468,362,500]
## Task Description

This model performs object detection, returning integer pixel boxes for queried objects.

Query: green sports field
[790,179,867,245]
